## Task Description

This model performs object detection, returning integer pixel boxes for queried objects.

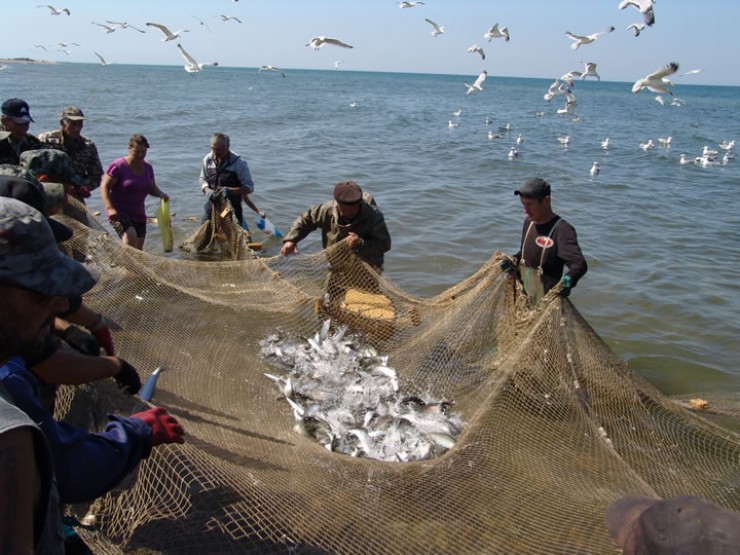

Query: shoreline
[0,58,57,65]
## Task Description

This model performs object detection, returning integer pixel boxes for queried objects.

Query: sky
[3,0,739,87]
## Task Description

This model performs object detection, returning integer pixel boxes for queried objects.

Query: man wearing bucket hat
[605,495,740,554]
[0,197,185,505]
[39,106,104,197]
[21,148,90,202]
[280,181,391,270]
[0,98,44,165]
[497,177,587,304]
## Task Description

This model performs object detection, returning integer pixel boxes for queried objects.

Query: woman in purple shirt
[100,134,169,250]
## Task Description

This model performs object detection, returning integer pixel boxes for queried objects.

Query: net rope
[52,199,739,554]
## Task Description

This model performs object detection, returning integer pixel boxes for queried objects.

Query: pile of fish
[259,320,463,462]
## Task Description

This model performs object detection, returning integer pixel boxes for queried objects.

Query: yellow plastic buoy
[155,198,173,252]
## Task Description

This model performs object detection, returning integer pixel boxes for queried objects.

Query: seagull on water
[146,22,189,41]
[467,44,485,60]
[448,120,460,129]
[425,18,445,36]
[678,153,694,165]
[484,23,509,42]
[557,135,570,146]
[718,140,735,150]
[452,109,462,117]
[658,136,672,147]
[515,134,524,145]
[601,137,610,150]
[106,20,146,33]
[722,152,736,164]
[258,65,286,77]
[632,62,679,95]
[91,21,119,34]
[94,52,111,66]
[639,139,655,150]
[702,145,719,157]
[580,61,600,81]
[508,146,518,159]
[488,130,501,140]
[464,70,487,95]
[399,1,424,7]
[219,15,242,23]
[627,22,645,36]
[618,0,656,27]
[565,27,615,50]
[590,161,600,176]
[177,43,218,73]
[37,5,70,15]
[306,36,353,50]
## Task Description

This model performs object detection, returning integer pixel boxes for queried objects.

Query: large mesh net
[53,200,739,554]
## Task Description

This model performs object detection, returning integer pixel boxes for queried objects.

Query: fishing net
[52,199,739,554]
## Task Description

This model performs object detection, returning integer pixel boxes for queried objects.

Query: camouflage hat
[0,197,97,296]
[0,164,62,211]
[60,106,85,121]
[20,149,85,187]
[0,175,72,242]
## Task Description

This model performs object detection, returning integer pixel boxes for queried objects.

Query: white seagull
[176,43,218,73]
[399,1,424,7]
[627,22,645,37]
[464,70,487,95]
[425,18,445,37]
[37,5,70,15]
[306,36,353,50]
[94,52,110,66]
[682,69,704,76]
[91,21,119,34]
[191,15,210,31]
[590,161,600,176]
[601,137,610,150]
[58,42,79,48]
[219,15,242,23]
[515,134,523,145]
[508,146,518,159]
[565,27,615,50]
[722,152,736,164]
[452,109,462,117]
[618,0,656,27]
[678,153,694,165]
[484,23,509,42]
[654,95,665,106]
[34,44,48,52]
[146,22,189,41]
[718,140,735,150]
[105,20,146,33]
[639,139,655,150]
[581,61,600,81]
[658,136,672,147]
[258,65,286,78]
[333,60,343,69]
[448,120,460,129]
[467,45,485,60]
[557,135,570,146]
[632,62,679,95]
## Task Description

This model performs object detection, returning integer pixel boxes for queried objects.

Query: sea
[2,62,739,397]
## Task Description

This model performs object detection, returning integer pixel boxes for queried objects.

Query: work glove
[559,275,572,297]
[114,359,142,395]
[88,314,115,355]
[130,407,185,446]
[499,256,516,273]
[75,186,91,199]
[63,325,100,356]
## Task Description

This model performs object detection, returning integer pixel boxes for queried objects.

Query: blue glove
[560,275,572,297]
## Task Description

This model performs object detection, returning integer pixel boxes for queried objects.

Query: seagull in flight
[94,52,111,66]
[627,22,645,36]
[484,23,509,42]
[682,68,704,76]
[425,18,445,37]
[37,5,70,15]
[176,43,218,73]
[58,42,80,48]
[399,1,424,7]
[618,0,656,27]
[333,59,343,69]
[306,36,353,49]
[466,45,485,60]
[146,22,189,41]
[565,27,615,50]
[91,21,119,34]
[106,20,146,33]
[464,70,487,95]
[581,61,600,81]
[191,15,210,31]
[632,62,679,95]
[219,15,242,23]
[258,65,286,77]
[34,44,47,52]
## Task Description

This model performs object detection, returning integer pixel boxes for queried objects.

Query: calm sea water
[3,62,739,396]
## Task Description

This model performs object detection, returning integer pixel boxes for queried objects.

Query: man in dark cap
[498,177,587,303]
[0,98,44,165]
[0,196,185,507]
[605,495,740,554]
[39,106,104,199]
[280,181,391,270]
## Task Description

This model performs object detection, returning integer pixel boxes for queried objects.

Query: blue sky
[3,0,739,86]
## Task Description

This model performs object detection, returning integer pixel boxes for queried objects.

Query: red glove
[76,186,91,199]
[130,407,185,446]
[88,314,115,356]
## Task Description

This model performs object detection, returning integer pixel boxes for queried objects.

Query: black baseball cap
[515,178,551,199]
